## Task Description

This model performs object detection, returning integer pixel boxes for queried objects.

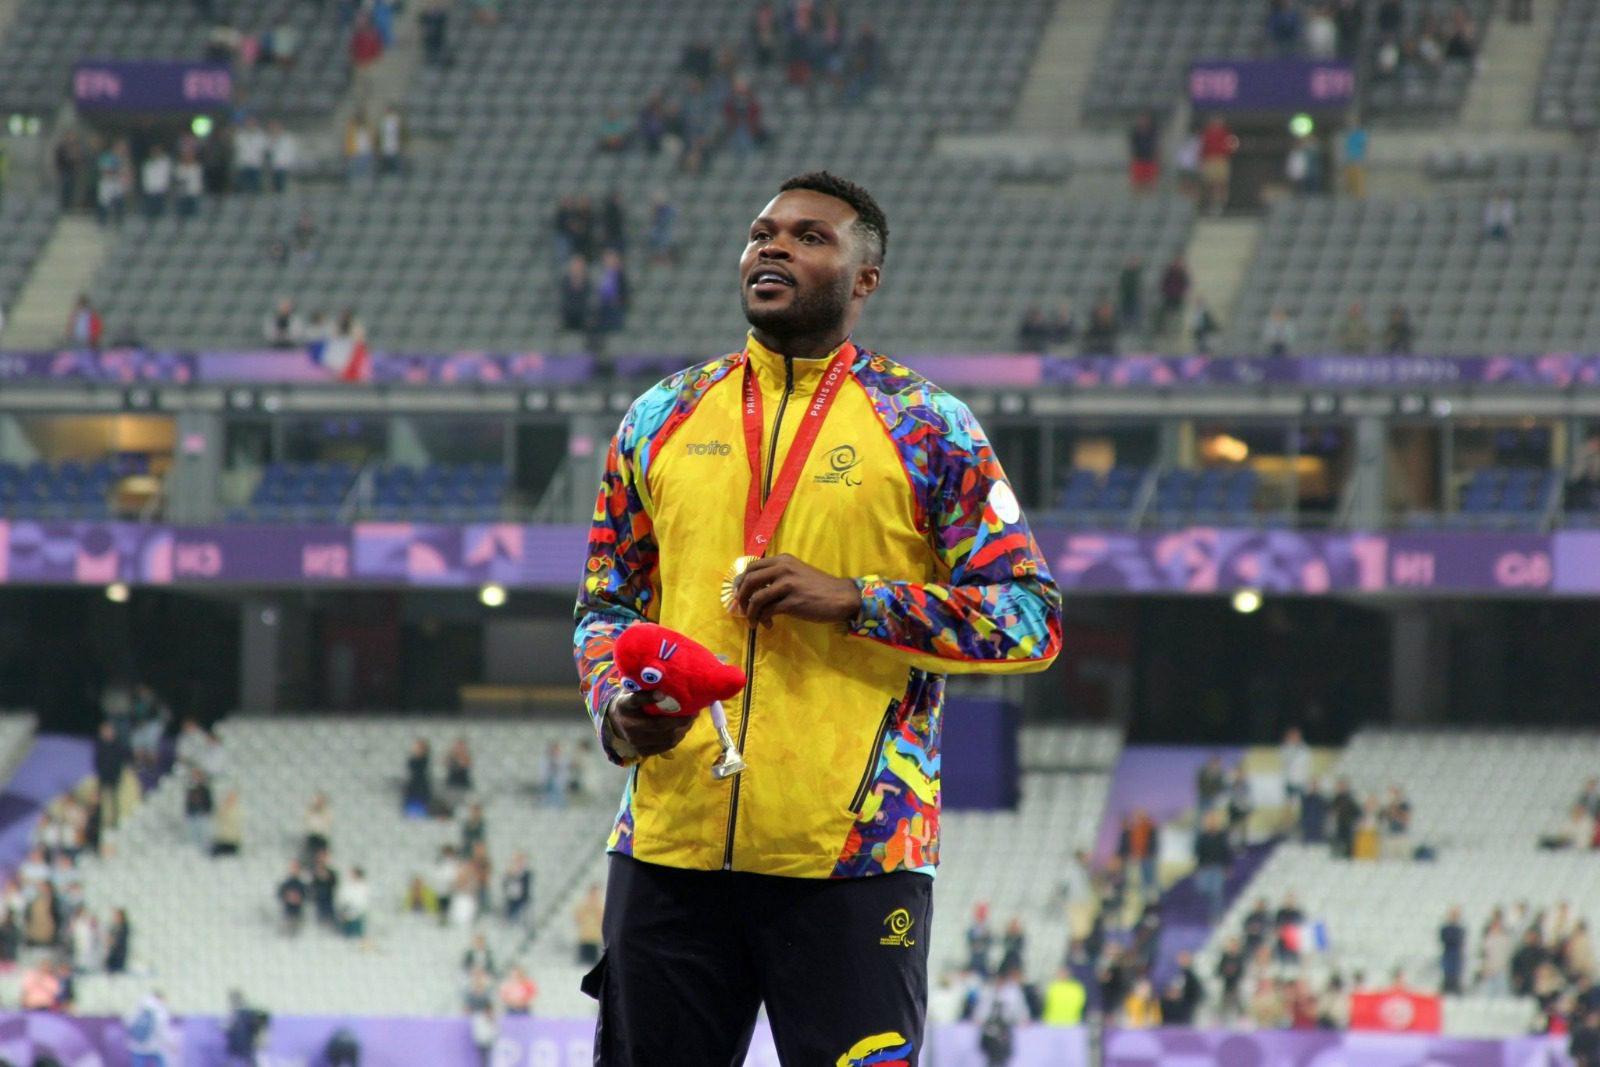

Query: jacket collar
[744,331,855,393]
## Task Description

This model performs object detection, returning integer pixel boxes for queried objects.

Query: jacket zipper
[848,702,898,814]
[722,355,793,871]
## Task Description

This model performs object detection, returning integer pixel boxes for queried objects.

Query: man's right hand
[606,691,695,757]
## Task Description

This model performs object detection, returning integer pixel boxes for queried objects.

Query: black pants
[587,854,931,1066]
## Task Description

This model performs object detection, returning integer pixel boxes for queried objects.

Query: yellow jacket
[574,335,1061,878]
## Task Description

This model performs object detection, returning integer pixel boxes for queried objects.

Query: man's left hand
[735,554,862,630]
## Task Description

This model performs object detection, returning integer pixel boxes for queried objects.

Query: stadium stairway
[1011,0,1118,136]
[303,4,433,180]
[1184,217,1261,347]
[1459,0,1559,132]
[1152,838,1280,986]
[4,217,111,349]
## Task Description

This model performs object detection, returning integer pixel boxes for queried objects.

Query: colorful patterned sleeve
[572,409,659,766]
[848,387,1062,674]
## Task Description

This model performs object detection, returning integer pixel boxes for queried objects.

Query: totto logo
[685,440,733,456]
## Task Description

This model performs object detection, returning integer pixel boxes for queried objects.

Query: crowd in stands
[549,190,668,349]
[1015,255,1197,356]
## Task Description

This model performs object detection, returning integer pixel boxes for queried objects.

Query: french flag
[308,333,370,382]
[1281,919,1331,954]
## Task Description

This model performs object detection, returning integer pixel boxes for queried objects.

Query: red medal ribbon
[739,343,855,557]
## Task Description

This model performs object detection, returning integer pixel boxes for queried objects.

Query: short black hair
[778,171,888,265]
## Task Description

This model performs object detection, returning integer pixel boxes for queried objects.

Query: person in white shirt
[337,866,371,938]
[1483,189,1516,241]
[125,990,179,1067]
[233,116,270,194]
[174,144,203,220]
[140,146,172,219]
[267,120,298,193]
[1281,726,1311,804]
[379,104,404,177]
[1260,306,1297,355]
[1305,4,1339,57]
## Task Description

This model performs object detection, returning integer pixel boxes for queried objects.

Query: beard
[740,269,854,344]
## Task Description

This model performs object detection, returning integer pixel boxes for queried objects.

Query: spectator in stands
[1191,295,1221,354]
[599,191,628,254]
[462,931,494,975]
[104,908,129,974]
[574,882,603,966]
[1122,976,1161,1028]
[1117,810,1158,892]
[432,845,460,926]
[1017,309,1053,351]
[183,769,213,853]
[597,107,632,153]
[500,965,537,1016]
[1569,922,1597,986]
[1041,969,1086,1026]
[1479,909,1513,995]
[140,146,172,220]
[648,191,677,265]
[1483,189,1516,241]
[234,118,269,194]
[559,257,592,338]
[1381,784,1412,859]
[1329,777,1359,857]
[20,958,58,1010]
[466,968,499,1066]
[460,803,486,856]
[419,0,450,66]
[1274,892,1305,963]
[1128,112,1160,195]
[1335,302,1371,352]
[1280,725,1310,811]
[1299,779,1328,843]
[1226,766,1253,845]
[1440,906,1467,994]
[1306,4,1339,58]
[311,851,339,927]
[56,129,84,212]
[1341,120,1369,199]
[1216,935,1247,1022]
[379,105,405,178]
[1117,255,1145,335]
[725,78,768,157]
[1287,134,1323,195]
[1444,5,1479,61]
[444,737,473,798]
[212,789,242,857]
[1261,306,1297,356]
[1382,305,1415,354]
[502,850,531,924]
[303,792,332,860]
[1267,0,1304,54]
[1082,299,1119,356]
[1541,803,1594,850]
[1159,976,1191,1026]
[997,916,1026,977]
[174,142,204,221]
[1352,795,1381,860]
[93,722,129,830]
[967,903,994,977]
[263,298,306,349]
[595,250,630,336]
[542,741,570,807]
[350,13,384,104]
[95,138,129,228]
[1199,116,1238,215]
[345,112,374,182]
[1514,928,1550,997]
[1197,753,1227,810]
[1573,1009,1600,1067]
[1194,809,1232,921]
[450,858,481,926]
[1157,256,1190,339]
[404,738,433,817]
[267,121,298,194]
[338,866,370,940]
[23,882,55,948]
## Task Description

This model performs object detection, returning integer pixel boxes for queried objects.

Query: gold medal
[721,555,758,615]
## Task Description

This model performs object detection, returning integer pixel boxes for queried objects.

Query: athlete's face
[739,189,878,340]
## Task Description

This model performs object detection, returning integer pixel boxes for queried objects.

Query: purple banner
[73,61,232,111]
[1104,1027,1571,1067]
[1046,529,1560,595]
[0,1013,1089,1066]
[8,349,1600,390]
[1189,58,1357,110]
[0,522,1587,594]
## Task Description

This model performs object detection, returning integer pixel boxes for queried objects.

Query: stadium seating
[232,461,356,524]
[68,716,616,1018]
[1405,466,1562,530]
[1082,0,1269,122]
[0,459,119,520]
[366,462,509,523]
[0,0,348,120]
[1227,174,1600,356]
[1536,0,1600,130]
[82,0,1206,358]
[1360,1,1492,119]
[0,197,59,332]
[1196,729,1600,1034]
[1149,467,1265,528]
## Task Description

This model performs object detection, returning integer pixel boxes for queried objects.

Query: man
[574,171,1062,1064]
[1440,906,1466,994]
[277,860,307,936]
[1193,809,1232,921]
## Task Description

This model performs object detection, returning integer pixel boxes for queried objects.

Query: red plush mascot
[613,623,748,779]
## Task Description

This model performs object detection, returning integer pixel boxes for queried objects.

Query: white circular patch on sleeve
[988,481,1021,524]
